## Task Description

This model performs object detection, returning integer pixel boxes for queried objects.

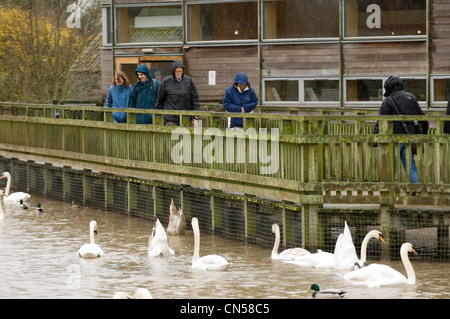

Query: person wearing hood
[155,60,200,126]
[222,73,259,129]
[105,71,132,123]
[374,75,428,184]
[129,64,160,124]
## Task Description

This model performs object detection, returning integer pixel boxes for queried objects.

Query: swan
[19,199,28,209]
[148,218,175,258]
[289,222,384,270]
[340,242,417,288]
[191,217,230,271]
[309,284,346,298]
[166,199,186,236]
[354,230,385,268]
[0,172,31,202]
[271,223,310,260]
[113,288,153,299]
[78,220,104,258]
[36,203,44,213]
[287,221,357,269]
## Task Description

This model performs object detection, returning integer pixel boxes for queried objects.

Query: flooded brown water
[0,196,449,299]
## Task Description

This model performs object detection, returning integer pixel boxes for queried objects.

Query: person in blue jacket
[222,73,259,129]
[105,71,132,123]
[129,64,160,124]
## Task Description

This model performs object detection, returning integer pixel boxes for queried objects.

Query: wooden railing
[1,102,449,251]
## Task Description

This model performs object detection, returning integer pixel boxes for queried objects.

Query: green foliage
[0,0,101,102]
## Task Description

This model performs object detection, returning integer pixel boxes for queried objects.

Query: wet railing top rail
[0,101,448,129]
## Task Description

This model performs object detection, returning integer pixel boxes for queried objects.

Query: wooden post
[378,118,394,260]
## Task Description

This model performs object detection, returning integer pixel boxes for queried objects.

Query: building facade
[100,0,450,109]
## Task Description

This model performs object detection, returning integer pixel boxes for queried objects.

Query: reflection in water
[0,196,449,299]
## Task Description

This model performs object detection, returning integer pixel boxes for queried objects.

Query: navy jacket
[222,73,258,128]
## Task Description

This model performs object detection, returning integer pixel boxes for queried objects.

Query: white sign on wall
[209,71,216,85]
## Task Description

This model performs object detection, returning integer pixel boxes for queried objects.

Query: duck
[113,288,153,299]
[271,223,310,260]
[148,218,175,258]
[309,284,346,298]
[77,220,104,258]
[36,203,44,212]
[340,242,417,288]
[0,172,31,202]
[19,199,28,209]
[191,217,230,271]
[166,199,186,236]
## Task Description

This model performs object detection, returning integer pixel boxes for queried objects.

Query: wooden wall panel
[101,49,113,98]
[185,47,259,103]
[261,44,340,77]
[431,0,450,74]
[343,42,426,76]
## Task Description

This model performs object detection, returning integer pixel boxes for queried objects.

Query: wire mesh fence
[0,156,448,261]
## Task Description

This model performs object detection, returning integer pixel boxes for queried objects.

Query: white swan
[288,221,357,269]
[0,172,31,202]
[191,217,230,271]
[113,288,153,299]
[148,218,175,258]
[166,199,186,236]
[340,242,417,288]
[354,230,385,268]
[271,223,310,260]
[78,220,104,258]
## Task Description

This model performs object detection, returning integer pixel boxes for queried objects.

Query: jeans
[400,143,418,183]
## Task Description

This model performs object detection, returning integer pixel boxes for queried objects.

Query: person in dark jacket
[155,60,200,126]
[444,95,450,134]
[129,64,160,124]
[375,75,428,184]
[105,71,132,123]
[222,73,259,129]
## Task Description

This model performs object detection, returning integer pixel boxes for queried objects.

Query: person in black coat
[374,75,428,184]
[155,60,200,126]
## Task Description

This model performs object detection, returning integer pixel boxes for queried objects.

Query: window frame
[261,0,340,44]
[262,78,341,105]
[185,0,259,45]
[342,0,427,43]
[113,2,184,47]
[431,76,450,106]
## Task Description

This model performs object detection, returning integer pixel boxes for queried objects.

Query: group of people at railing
[105,60,258,130]
[105,61,449,186]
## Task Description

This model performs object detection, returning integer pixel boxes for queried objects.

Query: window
[265,80,299,102]
[345,0,426,38]
[433,78,450,102]
[102,7,112,45]
[263,0,339,40]
[187,1,257,42]
[346,79,383,102]
[304,80,339,102]
[115,56,182,86]
[116,5,182,44]
[402,78,426,101]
